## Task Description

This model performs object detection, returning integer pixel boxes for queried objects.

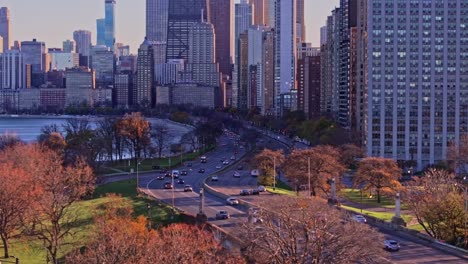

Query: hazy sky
[0,0,339,53]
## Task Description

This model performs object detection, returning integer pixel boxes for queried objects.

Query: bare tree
[239,196,388,264]
[151,123,170,158]
[447,135,468,174]
[181,131,198,152]
[0,133,21,150]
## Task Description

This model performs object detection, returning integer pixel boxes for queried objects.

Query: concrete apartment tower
[0,7,10,52]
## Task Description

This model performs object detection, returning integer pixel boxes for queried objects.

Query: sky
[0,0,339,54]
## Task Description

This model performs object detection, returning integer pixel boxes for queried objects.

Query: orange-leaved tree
[253,148,285,186]
[354,157,402,203]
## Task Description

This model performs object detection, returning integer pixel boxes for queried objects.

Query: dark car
[187,162,193,167]
[251,189,260,195]
[177,179,185,184]
[156,175,165,180]
[240,189,251,196]
[165,171,171,177]
[198,168,206,173]
[181,170,188,176]
[237,165,244,170]
[163,182,173,189]
[216,210,230,220]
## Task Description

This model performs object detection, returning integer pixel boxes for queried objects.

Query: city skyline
[0,0,339,53]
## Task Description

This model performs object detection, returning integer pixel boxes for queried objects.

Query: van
[250,169,260,177]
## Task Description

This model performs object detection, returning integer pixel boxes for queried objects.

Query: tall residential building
[21,39,47,87]
[186,21,221,87]
[65,67,95,106]
[96,18,106,46]
[274,0,297,115]
[0,50,25,90]
[297,42,319,60]
[355,0,367,139]
[297,54,321,120]
[90,45,114,88]
[135,39,154,106]
[262,29,275,115]
[0,7,10,52]
[210,0,234,76]
[166,0,208,62]
[235,0,253,40]
[104,0,116,51]
[114,72,132,107]
[251,0,270,26]
[365,0,468,170]
[237,32,249,110]
[146,0,169,42]
[73,30,92,56]
[296,0,305,42]
[63,40,76,53]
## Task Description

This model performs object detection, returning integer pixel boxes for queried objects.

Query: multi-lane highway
[138,132,467,263]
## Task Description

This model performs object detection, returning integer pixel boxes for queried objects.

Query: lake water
[0,115,192,144]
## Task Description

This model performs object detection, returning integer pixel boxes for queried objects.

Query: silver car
[226,197,239,205]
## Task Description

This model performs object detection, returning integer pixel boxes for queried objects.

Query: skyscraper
[73,30,92,56]
[210,0,234,76]
[365,0,468,170]
[0,7,10,52]
[251,0,270,26]
[296,0,305,42]
[21,39,47,87]
[63,40,76,53]
[297,52,321,120]
[235,0,253,40]
[0,50,25,90]
[135,39,154,106]
[274,0,297,115]
[104,0,116,51]
[96,18,106,46]
[146,0,169,42]
[166,0,208,61]
[91,45,114,88]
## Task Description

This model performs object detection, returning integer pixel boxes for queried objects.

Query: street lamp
[147,203,152,230]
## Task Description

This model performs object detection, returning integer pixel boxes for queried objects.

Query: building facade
[73,30,92,56]
[62,40,76,53]
[96,18,106,46]
[65,67,95,106]
[365,0,468,170]
[146,0,169,42]
[91,45,114,88]
[297,55,321,119]
[0,7,10,52]
[135,39,154,106]
[210,0,234,76]
[0,50,25,90]
[104,0,116,51]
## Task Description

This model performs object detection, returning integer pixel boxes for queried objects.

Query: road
[138,132,467,263]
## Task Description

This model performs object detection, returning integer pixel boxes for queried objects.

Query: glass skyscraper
[104,0,116,51]
[96,18,105,46]
[146,0,169,42]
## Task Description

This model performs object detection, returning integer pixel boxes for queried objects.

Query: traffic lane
[381,231,467,263]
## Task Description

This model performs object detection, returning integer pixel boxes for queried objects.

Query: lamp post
[308,157,311,196]
[273,156,276,190]
[147,203,151,230]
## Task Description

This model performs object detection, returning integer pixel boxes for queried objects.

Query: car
[233,171,241,178]
[237,165,244,170]
[220,158,226,162]
[226,197,239,205]
[258,185,266,192]
[384,240,400,251]
[352,215,367,223]
[240,189,251,196]
[187,162,193,167]
[216,210,230,220]
[163,182,173,189]
[251,189,260,195]
[172,170,180,176]
[215,164,222,169]
[230,156,236,160]
[211,175,219,181]
[156,175,165,180]
[177,179,185,184]
[198,168,206,173]
[184,185,193,192]
[181,170,188,176]
[165,171,171,177]
[223,160,229,165]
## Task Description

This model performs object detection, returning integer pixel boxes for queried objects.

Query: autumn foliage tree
[404,169,466,247]
[116,112,151,160]
[239,196,387,264]
[253,149,285,186]
[283,145,345,196]
[354,157,402,203]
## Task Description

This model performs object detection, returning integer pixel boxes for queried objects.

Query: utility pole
[273,156,276,190]
[308,157,311,196]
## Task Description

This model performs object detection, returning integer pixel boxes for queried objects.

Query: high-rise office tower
[21,39,47,87]
[0,50,25,89]
[65,67,95,106]
[0,7,10,52]
[104,0,116,51]
[237,32,249,110]
[186,21,221,87]
[146,0,169,42]
[296,0,305,42]
[210,0,234,76]
[262,29,275,115]
[274,0,297,115]
[166,0,208,61]
[135,39,154,106]
[91,45,114,88]
[235,0,253,40]
[63,40,76,53]
[355,0,367,140]
[73,30,92,56]
[251,0,270,26]
[297,52,321,120]
[96,18,106,46]
[365,0,468,170]
[114,72,132,107]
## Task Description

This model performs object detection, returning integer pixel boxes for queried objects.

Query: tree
[195,121,223,149]
[354,157,402,203]
[339,144,365,169]
[39,132,67,153]
[62,118,100,167]
[404,169,466,247]
[253,149,285,186]
[151,122,170,158]
[0,133,21,150]
[116,112,151,161]
[240,128,260,150]
[283,145,346,196]
[239,196,387,264]
[181,131,198,152]
[170,111,190,124]
[31,151,95,264]
[95,116,118,162]
[447,135,468,175]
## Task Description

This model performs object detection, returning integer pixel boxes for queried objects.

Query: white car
[230,156,236,160]
[233,171,241,178]
[211,175,219,181]
[226,197,239,205]
[352,215,367,223]
[215,164,222,169]
[223,160,229,165]
[258,185,266,192]
[384,240,400,251]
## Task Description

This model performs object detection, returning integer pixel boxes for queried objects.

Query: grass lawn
[340,189,410,210]
[341,205,412,223]
[0,180,179,264]
[266,180,296,195]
